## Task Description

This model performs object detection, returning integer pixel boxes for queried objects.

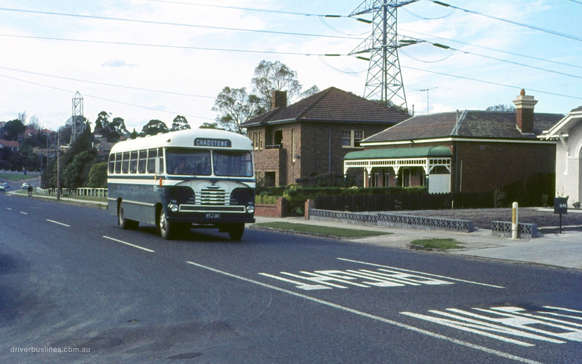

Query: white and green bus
[107,128,255,240]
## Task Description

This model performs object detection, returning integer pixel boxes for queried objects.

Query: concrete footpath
[7,191,581,271]
[251,216,582,271]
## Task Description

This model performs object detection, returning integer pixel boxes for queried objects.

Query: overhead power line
[402,64,582,101]
[400,28,582,71]
[399,37,582,81]
[432,1,582,43]
[0,33,345,57]
[0,65,215,99]
[0,73,215,121]
[0,7,362,40]
[141,0,349,18]
[568,0,582,5]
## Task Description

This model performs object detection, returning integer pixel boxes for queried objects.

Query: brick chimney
[271,90,287,110]
[512,89,537,133]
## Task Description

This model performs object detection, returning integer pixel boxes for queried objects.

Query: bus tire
[227,223,245,241]
[158,210,174,240]
[118,206,130,229]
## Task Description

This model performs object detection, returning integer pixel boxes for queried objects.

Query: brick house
[0,139,20,151]
[344,90,563,194]
[242,87,410,186]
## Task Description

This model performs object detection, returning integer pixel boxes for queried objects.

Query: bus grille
[200,187,226,205]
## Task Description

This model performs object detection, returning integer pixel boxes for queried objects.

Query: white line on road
[102,236,155,253]
[6,207,13,211]
[544,306,582,314]
[46,219,70,227]
[185,260,539,364]
[19,211,28,215]
[337,258,505,289]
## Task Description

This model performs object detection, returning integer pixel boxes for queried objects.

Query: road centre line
[338,258,505,289]
[544,306,582,314]
[46,219,70,227]
[6,207,13,211]
[185,260,538,364]
[19,211,28,215]
[102,235,155,253]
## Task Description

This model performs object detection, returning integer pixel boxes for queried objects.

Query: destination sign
[194,138,231,148]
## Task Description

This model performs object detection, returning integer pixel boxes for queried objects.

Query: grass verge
[409,238,464,251]
[0,173,39,181]
[254,222,390,239]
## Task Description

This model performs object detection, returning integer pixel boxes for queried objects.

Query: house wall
[300,123,389,181]
[556,122,582,206]
[455,141,555,193]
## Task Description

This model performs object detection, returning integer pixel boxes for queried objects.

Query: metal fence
[309,208,474,232]
[38,187,107,199]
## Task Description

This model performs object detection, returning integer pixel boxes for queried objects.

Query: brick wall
[454,141,555,193]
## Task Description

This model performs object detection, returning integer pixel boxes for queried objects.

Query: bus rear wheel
[118,206,138,229]
[158,210,175,240]
[227,223,245,241]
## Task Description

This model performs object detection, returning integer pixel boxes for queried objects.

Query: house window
[274,130,283,145]
[342,129,364,147]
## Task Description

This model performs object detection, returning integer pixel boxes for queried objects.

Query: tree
[212,87,262,134]
[171,115,191,131]
[129,129,139,139]
[94,112,128,142]
[252,60,302,110]
[3,119,25,140]
[142,119,169,136]
[87,162,108,188]
[300,85,320,99]
[200,122,219,129]
[93,111,109,134]
[62,150,96,188]
[486,104,515,112]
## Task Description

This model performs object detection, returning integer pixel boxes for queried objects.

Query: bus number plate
[205,213,221,220]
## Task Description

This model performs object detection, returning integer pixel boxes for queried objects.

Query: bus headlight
[168,200,179,213]
[246,205,255,214]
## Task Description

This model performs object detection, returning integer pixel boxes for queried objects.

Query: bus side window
[130,151,138,174]
[158,148,164,174]
[147,149,157,174]
[108,154,115,174]
[115,153,122,174]
[138,150,147,174]
[122,152,130,174]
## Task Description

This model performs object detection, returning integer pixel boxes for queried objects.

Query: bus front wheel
[158,210,174,240]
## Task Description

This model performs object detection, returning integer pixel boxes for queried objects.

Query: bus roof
[110,128,252,154]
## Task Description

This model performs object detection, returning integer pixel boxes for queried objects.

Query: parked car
[21,182,30,190]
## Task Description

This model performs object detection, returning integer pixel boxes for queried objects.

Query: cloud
[101,59,137,68]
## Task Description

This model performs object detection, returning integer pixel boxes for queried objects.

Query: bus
[106,128,255,240]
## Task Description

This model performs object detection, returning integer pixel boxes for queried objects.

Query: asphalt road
[1,193,581,363]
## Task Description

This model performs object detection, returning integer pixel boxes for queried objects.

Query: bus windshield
[213,150,253,177]
[166,148,211,176]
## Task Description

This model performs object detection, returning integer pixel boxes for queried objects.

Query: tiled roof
[242,87,410,127]
[364,110,563,143]
[0,139,19,148]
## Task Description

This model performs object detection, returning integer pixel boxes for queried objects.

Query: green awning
[344,146,451,160]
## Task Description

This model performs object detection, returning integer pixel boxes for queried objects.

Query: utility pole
[56,129,60,201]
[417,87,437,113]
[349,0,418,111]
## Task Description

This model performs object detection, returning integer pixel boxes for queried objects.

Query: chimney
[271,90,287,110]
[512,89,537,133]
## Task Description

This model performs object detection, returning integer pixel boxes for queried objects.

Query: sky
[0,0,581,132]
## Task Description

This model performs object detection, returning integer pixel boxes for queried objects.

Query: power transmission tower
[349,0,417,111]
[71,91,84,144]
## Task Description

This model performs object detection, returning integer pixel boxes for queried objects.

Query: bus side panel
[108,181,160,226]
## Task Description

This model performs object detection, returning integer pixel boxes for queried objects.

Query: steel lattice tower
[71,91,84,143]
[349,0,415,111]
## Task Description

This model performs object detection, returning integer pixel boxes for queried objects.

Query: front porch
[344,146,453,193]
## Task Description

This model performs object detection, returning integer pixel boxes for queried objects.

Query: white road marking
[102,235,154,253]
[186,260,540,364]
[338,257,505,289]
[544,306,582,314]
[401,306,582,347]
[19,211,28,215]
[6,207,13,211]
[46,219,70,227]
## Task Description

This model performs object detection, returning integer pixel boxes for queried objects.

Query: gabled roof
[540,106,582,139]
[242,87,410,127]
[363,110,563,144]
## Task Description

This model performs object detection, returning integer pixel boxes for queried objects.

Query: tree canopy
[142,119,169,136]
[171,115,191,131]
[212,87,262,134]
[252,60,302,110]
[3,119,25,140]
